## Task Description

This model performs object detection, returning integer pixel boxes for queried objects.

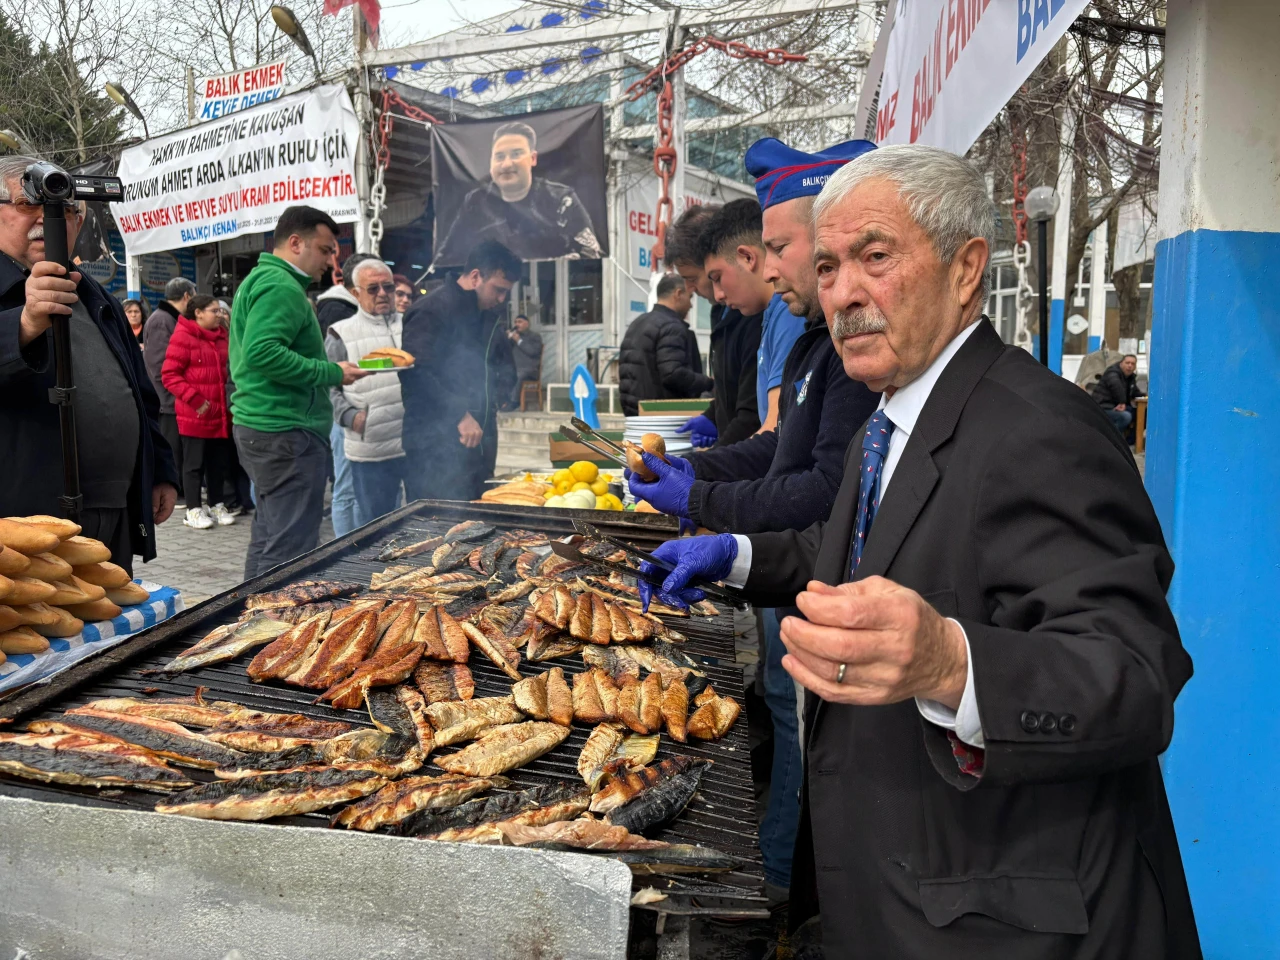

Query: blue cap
[744,137,878,210]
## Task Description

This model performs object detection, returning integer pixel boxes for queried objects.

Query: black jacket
[0,254,178,562]
[1091,362,1138,408]
[618,303,712,416]
[400,279,513,452]
[744,321,1198,958]
[315,288,358,338]
[704,304,761,446]
[141,300,181,413]
[686,318,879,533]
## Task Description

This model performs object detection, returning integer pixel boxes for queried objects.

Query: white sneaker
[210,503,237,526]
[183,506,214,530]
[222,502,244,517]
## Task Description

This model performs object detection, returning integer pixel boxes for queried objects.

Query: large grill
[0,500,766,923]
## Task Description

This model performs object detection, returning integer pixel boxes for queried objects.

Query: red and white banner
[195,59,287,122]
[111,85,359,256]
[875,0,1091,155]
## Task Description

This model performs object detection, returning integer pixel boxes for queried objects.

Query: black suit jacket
[744,320,1199,959]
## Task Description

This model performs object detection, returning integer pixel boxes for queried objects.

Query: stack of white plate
[624,415,695,456]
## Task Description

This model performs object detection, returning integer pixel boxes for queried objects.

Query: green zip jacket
[229,253,342,437]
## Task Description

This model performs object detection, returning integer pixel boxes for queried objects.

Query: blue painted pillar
[1151,1,1280,955]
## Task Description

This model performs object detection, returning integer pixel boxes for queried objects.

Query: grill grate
[0,501,765,914]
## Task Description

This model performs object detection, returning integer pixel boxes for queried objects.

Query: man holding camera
[0,155,179,575]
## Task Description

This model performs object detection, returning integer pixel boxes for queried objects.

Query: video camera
[20,161,123,207]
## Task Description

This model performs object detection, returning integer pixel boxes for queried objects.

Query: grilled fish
[499,820,740,874]
[155,767,388,820]
[590,754,706,814]
[485,578,537,603]
[616,672,664,735]
[153,614,292,674]
[503,529,549,548]
[577,723,624,790]
[206,730,333,753]
[582,576,689,619]
[329,599,387,625]
[377,534,444,562]
[414,660,475,703]
[433,721,570,778]
[538,554,586,580]
[403,780,589,842]
[332,773,508,831]
[414,604,470,662]
[374,568,480,594]
[29,711,248,770]
[319,640,424,710]
[526,624,583,662]
[568,591,592,642]
[426,696,524,746]
[581,645,641,684]
[660,676,689,743]
[393,685,437,755]
[476,537,512,576]
[443,520,496,544]
[583,642,706,694]
[0,731,194,792]
[600,756,711,834]
[430,541,475,573]
[461,621,521,681]
[373,599,420,651]
[69,693,237,729]
[258,600,344,624]
[511,667,573,726]
[286,609,381,689]
[572,668,621,724]
[514,551,542,580]
[211,727,402,777]
[245,580,363,611]
[246,613,330,681]
[533,583,574,630]
[687,689,741,740]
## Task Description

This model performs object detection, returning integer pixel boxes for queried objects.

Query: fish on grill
[373,568,480,594]
[514,552,542,580]
[318,640,425,710]
[370,565,414,590]
[461,621,521,681]
[373,599,420,651]
[246,613,331,682]
[155,767,388,820]
[443,520,496,544]
[153,614,292,674]
[581,645,641,684]
[285,609,380,689]
[575,723,658,791]
[582,576,689,620]
[583,643,707,695]
[497,819,741,874]
[392,685,436,755]
[425,696,524,746]
[211,727,413,778]
[660,676,689,743]
[0,731,194,792]
[533,583,574,630]
[526,623,583,662]
[413,604,470,662]
[211,712,353,740]
[403,780,589,843]
[329,599,387,625]
[510,667,573,726]
[377,535,444,563]
[433,721,570,778]
[245,580,363,611]
[615,672,664,735]
[69,692,238,729]
[503,529,549,549]
[567,593,595,642]
[29,711,248,770]
[332,773,509,831]
[570,593,612,646]
[258,601,344,624]
[430,541,475,574]
[687,688,741,740]
[495,604,538,650]
[572,668,621,725]
[414,660,475,704]
[206,729,336,753]
[476,536,512,576]
[485,578,536,603]
[599,756,712,834]
[538,554,586,580]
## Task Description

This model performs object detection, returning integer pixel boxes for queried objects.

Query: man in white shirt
[635,145,1198,959]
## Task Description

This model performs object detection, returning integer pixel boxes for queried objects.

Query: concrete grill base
[0,795,632,960]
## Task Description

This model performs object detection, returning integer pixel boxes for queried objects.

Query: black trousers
[234,426,329,580]
[79,507,132,578]
[180,435,233,509]
[159,413,183,487]
[403,421,497,503]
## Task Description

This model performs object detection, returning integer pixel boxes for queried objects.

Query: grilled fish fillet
[526,624,582,662]
[69,693,237,728]
[414,660,475,704]
[616,672,664,735]
[286,609,380,689]
[404,780,588,842]
[602,756,711,834]
[687,690,741,740]
[155,614,292,674]
[581,645,641,684]
[510,667,573,726]
[209,711,353,740]
[0,731,194,792]
[461,621,521,681]
[430,541,474,574]
[533,584,574,630]
[377,534,444,562]
[433,721,570,778]
[29,711,247,770]
[332,773,507,831]
[155,767,388,820]
[246,614,330,681]
[568,592,593,642]
[393,685,436,755]
[590,755,709,815]
[414,605,470,662]
[373,599,420,652]
[499,820,740,873]
[577,723,625,790]
[426,696,524,746]
[572,668,621,724]
[257,600,343,624]
[443,520,496,544]
[660,676,689,743]
[245,580,363,611]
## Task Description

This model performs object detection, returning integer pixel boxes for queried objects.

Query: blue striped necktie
[850,410,895,575]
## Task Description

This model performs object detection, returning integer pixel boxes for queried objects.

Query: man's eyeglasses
[0,198,81,214]
[362,282,397,295]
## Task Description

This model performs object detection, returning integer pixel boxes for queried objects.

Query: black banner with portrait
[430,103,608,266]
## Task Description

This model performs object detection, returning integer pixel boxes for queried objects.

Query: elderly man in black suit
[638,144,1200,958]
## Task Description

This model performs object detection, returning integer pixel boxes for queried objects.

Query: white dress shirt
[727,320,985,747]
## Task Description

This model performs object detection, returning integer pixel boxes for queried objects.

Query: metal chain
[1010,126,1034,344]
[625,35,807,102]
[650,81,677,267]
[369,86,442,251]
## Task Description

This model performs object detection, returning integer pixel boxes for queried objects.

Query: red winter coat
[161,317,230,439]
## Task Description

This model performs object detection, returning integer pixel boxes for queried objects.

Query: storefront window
[568,259,602,325]
[523,260,555,327]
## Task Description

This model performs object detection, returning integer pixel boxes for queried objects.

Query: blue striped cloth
[0,582,184,697]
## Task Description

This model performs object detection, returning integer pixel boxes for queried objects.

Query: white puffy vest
[329,310,405,462]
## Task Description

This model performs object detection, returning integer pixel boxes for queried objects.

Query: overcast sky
[380,0,525,47]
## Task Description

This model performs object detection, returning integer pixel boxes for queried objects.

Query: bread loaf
[0,626,51,654]
[6,577,58,605]
[0,605,21,633]
[11,515,81,540]
[23,552,74,583]
[51,536,112,566]
[62,598,122,622]
[0,519,60,556]
[72,562,133,589]
[0,546,30,577]
[45,576,106,606]
[32,606,84,637]
[9,603,61,627]
[105,582,150,606]
[0,573,11,603]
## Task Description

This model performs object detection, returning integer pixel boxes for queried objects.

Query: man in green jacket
[230,205,367,579]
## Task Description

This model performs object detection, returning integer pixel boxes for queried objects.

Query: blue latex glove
[676,414,718,449]
[638,533,738,612]
[627,452,695,519]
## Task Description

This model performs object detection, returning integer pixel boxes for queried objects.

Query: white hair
[0,155,39,199]
[813,144,995,299]
[350,258,392,287]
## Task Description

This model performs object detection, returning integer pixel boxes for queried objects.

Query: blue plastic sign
[570,364,600,429]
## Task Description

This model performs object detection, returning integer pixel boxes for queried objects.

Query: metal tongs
[559,424,628,470]
[568,519,748,608]
[571,416,628,457]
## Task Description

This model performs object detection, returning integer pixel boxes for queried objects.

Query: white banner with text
[111,84,359,256]
[195,59,287,121]
[875,0,1091,155]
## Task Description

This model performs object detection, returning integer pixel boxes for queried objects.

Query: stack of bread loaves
[0,516,150,663]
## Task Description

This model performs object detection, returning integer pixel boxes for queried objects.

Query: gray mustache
[28,225,43,241]
[831,306,887,339]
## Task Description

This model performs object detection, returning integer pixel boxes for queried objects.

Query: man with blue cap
[628,136,880,903]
